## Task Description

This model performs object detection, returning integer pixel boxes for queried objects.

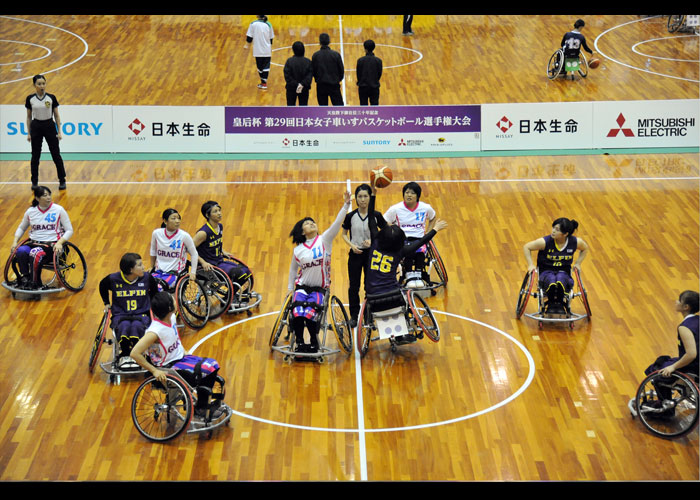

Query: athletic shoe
[257,83,267,90]
[59,181,66,190]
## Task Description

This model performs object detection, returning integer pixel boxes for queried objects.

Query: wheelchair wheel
[176,276,210,330]
[3,243,23,286]
[54,242,88,292]
[407,290,440,342]
[634,371,699,438]
[577,53,589,78]
[329,295,353,354]
[668,15,685,33]
[201,267,233,320]
[573,268,591,318]
[427,240,448,286]
[88,309,110,373]
[515,270,535,319]
[132,373,194,442]
[269,292,293,348]
[356,300,372,357]
[547,49,563,80]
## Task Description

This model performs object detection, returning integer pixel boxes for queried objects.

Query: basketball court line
[0,16,89,86]
[594,16,700,83]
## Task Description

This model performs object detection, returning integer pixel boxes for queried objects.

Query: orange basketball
[589,58,600,69]
[370,166,393,188]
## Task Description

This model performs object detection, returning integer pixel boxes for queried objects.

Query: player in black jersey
[99,253,159,365]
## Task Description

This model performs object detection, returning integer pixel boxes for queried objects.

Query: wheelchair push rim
[269,292,293,349]
[55,241,88,292]
[132,373,194,442]
[515,270,536,319]
[201,266,234,320]
[356,300,373,358]
[547,49,563,80]
[176,275,210,330]
[88,309,110,373]
[634,370,699,438]
[329,295,353,354]
[407,290,440,342]
[573,268,592,318]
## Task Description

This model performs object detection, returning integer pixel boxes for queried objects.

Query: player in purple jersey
[523,218,590,314]
[99,253,159,364]
[630,291,699,414]
[193,201,251,287]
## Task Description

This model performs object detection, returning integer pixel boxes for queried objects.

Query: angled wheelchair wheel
[635,371,699,438]
[572,268,591,318]
[515,270,536,319]
[329,295,353,354]
[132,373,194,442]
[269,292,293,348]
[577,53,589,78]
[427,240,448,286]
[176,276,210,330]
[88,309,111,373]
[356,300,372,357]
[4,239,30,287]
[201,267,233,320]
[407,290,440,342]
[668,15,685,33]
[54,242,88,292]
[547,49,563,80]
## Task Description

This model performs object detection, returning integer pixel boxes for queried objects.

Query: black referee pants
[347,249,370,321]
[30,119,66,185]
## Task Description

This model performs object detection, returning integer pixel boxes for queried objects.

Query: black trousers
[30,119,66,185]
[347,249,370,320]
[286,87,310,106]
[358,87,380,106]
[316,83,344,106]
[403,15,414,33]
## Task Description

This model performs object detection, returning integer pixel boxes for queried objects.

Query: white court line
[0,40,52,66]
[0,16,89,85]
[2,176,698,187]
[632,36,699,62]
[338,15,347,104]
[593,16,700,83]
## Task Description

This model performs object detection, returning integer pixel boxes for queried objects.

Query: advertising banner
[481,102,593,151]
[0,104,113,153]
[592,99,699,149]
[224,105,481,153]
[112,106,225,153]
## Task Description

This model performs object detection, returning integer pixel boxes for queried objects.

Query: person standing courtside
[25,75,66,190]
[356,40,382,106]
[244,15,274,91]
[312,33,344,106]
[402,15,414,36]
[283,41,313,106]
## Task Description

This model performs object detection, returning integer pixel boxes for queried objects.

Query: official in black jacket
[311,33,345,106]
[283,41,313,106]
[356,40,383,106]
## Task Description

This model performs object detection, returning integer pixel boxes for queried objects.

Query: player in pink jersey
[287,190,351,352]
[10,185,73,288]
[149,208,198,289]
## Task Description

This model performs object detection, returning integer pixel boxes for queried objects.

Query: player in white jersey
[244,15,275,90]
[287,190,351,352]
[130,292,224,417]
[149,208,198,288]
[383,181,436,286]
[10,185,74,288]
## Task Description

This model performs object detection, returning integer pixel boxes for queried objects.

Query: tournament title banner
[224,105,482,153]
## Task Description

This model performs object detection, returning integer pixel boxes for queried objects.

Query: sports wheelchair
[547,48,589,80]
[515,267,591,329]
[356,288,440,357]
[268,288,353,363]
[2,238,87,298]
[196,257,262,318]
[131,367,232,442]
[398,240,448,295]
[88,309,150,383]
[628,370,699,438]
[152,268,211,330]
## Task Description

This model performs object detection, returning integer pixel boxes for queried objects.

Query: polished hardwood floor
[0,15,698,482]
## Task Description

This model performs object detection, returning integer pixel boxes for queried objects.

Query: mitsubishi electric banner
[223,105,482,153]
[592,99,699,149]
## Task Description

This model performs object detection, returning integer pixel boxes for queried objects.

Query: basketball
[370,166,393,188]
[589,58,600,69]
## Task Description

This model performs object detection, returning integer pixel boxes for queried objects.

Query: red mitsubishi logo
[128,118,145,136]
[607,113,635,137]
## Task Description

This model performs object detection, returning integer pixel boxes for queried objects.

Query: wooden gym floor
[0,15,698,482]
